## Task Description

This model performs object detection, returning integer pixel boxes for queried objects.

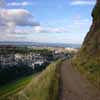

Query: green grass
[73,55,100,88]
[0,75,34,99]
[0,60,63,100]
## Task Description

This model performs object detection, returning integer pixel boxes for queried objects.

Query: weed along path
[59,60,100,100]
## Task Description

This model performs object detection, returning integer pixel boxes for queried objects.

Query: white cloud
[0,33,28,42]
[70,0,96,6]
[7,1,32,6]
[0,26,68,42]
[0,9,39,34]
[0,0,40,41]
[31,26,68,33]
[13,26,68,34]
[0,9,39,26]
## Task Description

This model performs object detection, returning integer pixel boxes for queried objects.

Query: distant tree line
[0,47,53,55]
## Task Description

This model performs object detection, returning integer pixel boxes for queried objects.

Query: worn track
[59,60,100,100]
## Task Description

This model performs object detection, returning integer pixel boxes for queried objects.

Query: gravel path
[59,60,100,100]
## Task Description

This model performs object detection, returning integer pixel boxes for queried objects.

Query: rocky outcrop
[81,0,100,57]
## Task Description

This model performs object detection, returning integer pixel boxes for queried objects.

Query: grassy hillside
[73,0,100,88]
[73,55,100,88]
[0,60,63,100]
[0,75,34,99]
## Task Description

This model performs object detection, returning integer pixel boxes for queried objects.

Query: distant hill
[0,41,81,48]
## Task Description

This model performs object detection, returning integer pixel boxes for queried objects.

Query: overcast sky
[0,0,96,44]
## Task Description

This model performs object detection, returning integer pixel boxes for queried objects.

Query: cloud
[7,1,32,6]
[0,26,68,42]
[32,26,68,33]
[14,26,68,34]
[70,0,96,6]
[0,0,40,41]
[0,33,28,42]
[0,9,39,34]
[0,9,39,26]
[33,26,68,33]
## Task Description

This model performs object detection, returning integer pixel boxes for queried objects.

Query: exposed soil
[59,60,100,100]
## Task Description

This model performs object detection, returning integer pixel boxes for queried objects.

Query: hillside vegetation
[0,60,63,100]
[73,0,100,88]
[0,75,33,98]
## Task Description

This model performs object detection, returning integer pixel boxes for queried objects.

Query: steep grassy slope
[0,75,33,98]
[81,0,100,56]
[0,60,62,100]
[73,0,100,87]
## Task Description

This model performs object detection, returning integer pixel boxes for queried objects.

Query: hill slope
[82,0,100,56]
[0,60,62,100]
[74,0,100,87]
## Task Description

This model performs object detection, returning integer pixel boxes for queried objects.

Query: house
[0,45,16,68]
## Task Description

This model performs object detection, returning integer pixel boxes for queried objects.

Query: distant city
[0,41,81,48]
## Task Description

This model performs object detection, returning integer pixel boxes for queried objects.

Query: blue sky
[0,0,96,44]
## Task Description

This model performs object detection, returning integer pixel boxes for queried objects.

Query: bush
[0,65,34,85]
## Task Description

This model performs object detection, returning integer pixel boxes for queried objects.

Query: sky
[0,0,96,44]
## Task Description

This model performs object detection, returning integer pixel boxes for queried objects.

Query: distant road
[59,60,100,100]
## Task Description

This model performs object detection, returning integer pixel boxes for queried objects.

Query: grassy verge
[0,75,34,99]
[72,55,100,88]
[0,60,63,100]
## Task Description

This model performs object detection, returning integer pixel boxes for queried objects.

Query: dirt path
[59,60,100,100]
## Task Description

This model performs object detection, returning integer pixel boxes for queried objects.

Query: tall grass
[1,60,63,100]
[73,55,100,88]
